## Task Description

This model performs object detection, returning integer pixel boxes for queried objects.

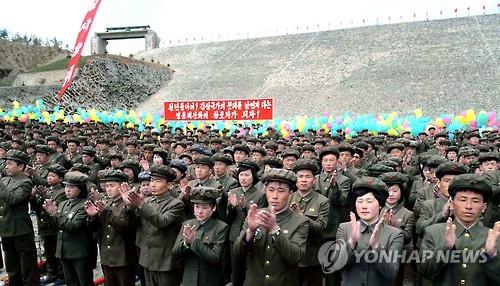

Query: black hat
[262,168,297,188]
[193,155,215,168]
[47,164,67,177]
[179,152,193,161]
[63,171,89,186]
[119,160,140,175]
[293,158,320,175]
[425,156,448,168]
[251,147,267,157]
[100,170,129,182]
[301,144,315,153]
[233,144,250,155]
[153,148,170,164]
[109,153,123,161]
[264,141,278,151]
[150,165,177,181]
[169,159,187,174]
[0,141,11,151]
[212,153,233,165]
[70,163,91,174]
[379,172,407,187]
[143,144,156,151]
[6,150,30,165]
[446,146,459,153]
[435,162,469,179]
[238,158,260,172]
[448,174,492,201]
[318,146,340,160]
[352,176,389,205]
[262,156,283,169]
[190,186,219,204]
[367,164,395,177]
[387,143,405,153]
[35,145,54,155]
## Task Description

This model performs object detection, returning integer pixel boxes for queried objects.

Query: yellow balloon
[387,128,398,137]
[12,101,19,109]
[414,108,423,118]
[435,118,444,128]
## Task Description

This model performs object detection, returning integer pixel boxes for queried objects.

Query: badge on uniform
[309,208,315,212]
[283,230,289,234]
[68,212,74,219]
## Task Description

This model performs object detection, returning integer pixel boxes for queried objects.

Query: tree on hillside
[50,37,62,51]
[0,29,8,39]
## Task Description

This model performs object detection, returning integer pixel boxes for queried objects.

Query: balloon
[414,108,423,118]
[18,114,28,123]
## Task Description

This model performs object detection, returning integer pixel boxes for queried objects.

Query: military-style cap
[190,186,219,204]
[262,168,297,188]
[210,138,223,144]
[193,155,215,168]
[458,147,480,157]
[448,173,492,201]
[169,159,187,174]
[5,150,30,165]
[149,165,177,181]
[387,143,405,153]
[0,141,11,151]
[354,141,369,151]
[281,148,300,159]
[478,152,499,163]
[438,140,451,146]
[212,152,233,165]
[425,156,448,168]
[35,144,53,155]
[301,144,315,153]
[338,143,355,155]
[434,131,448,139]
[264,141,278,151]
[47,164,67,177]
[319,146,340,160]
[238,158,260,172]
[143,144,155,151]
[109,153,123,161]
[262,156,283,169]
[313,138,327,146]
[190,145,206,155]
[179,152,193,161]
[435,162,469,179]
[233,144,250,155]
[379,172,406,186]
[153,148,170,162]
[446,146,459,153]
[119,160,140,174]
[379,160,399,169]
[80,146,95,157]
[71,163,91,174]
[293,158,320,175]
[100,169,129,182]
[96,138,110,145]
[138,171,152,182]
[63,171,89,186]
[251,147,267,157]
[367,164,395,177]
[352,176,389,201]
[466,132,480,139]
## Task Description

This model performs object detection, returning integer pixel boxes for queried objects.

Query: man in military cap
[418,173,500,285]
[478,152,500,228]
[212,153,238,222]
[43,171,94,286]
[112,135,126,155]
[0,141,11,177]
[279,148,299,171]
[173,186,229,286]
[31,145,53,188]
[234,168,309,286]
[124,141,140,162]
[31,164,68,284]
[95,138,112,169]
[0,150,40,285]
[264,141,278,157]
[65,138,83,166]
[289,159,329,285]
[81,146,102,185]
[85,170,137,286]
[251,147,267,167]
[413,155,448,216]
[109,153,123,170]
[337,143,365,182]
[458,147,479,166]
[123,165,184,286]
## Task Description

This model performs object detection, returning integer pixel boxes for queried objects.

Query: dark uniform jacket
[31,162,50,187]
[215,173,238,221]
[135,191,184,271]
[381,203,415,245]
[186,178,222,219]
[288,190,329,267]
[31,184,67,236]
[315,172,351,239]
[227,186,267,242]
[416,195,448,239]
[173,217,229,286]
[419,220,500,285]
[55,198,93,259]
[336,220,404,286]
[234,207,309,286]
[87,197,137,267]
[0,173,34,237]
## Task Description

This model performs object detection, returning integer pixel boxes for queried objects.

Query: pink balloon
[487,112,496,120]
[345,128,351,134]
[442,117,450,124]
[336,117,342,124]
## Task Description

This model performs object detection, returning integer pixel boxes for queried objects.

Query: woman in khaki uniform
[380,172,415,286]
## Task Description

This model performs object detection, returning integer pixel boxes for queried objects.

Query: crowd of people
[0,118,499,286]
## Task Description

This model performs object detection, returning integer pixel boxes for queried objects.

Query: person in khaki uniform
[379,172,415,286]
[173,186,229,286]
[418,173,500,285]
[212,153,239,222]
[123,164,184,286]
[226,159,266,286]
[478,152,500,228]
[413,156,447,216]
[234,168,309,286]
[81,147,102,185]
[0,150,40,286]
[43,171,94,286]
[31,145,53,188]
[85,170,137,286]
[30,164,68,285]
[289,158,329,286]
[331,177,404,286]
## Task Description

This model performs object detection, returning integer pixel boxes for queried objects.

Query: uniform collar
[274,207,291,224]
[383,202,403,214]
[454,218,482,240]
[297,190,314,203]
[152,191,173,203]
[360,217,380,233]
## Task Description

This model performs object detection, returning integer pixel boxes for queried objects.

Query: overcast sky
[1,0,498,55]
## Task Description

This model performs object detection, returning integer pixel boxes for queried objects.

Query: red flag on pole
[56,0,103,101]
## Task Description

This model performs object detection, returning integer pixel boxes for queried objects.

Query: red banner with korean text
[164,99,273,121]
[56,0,103,101]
